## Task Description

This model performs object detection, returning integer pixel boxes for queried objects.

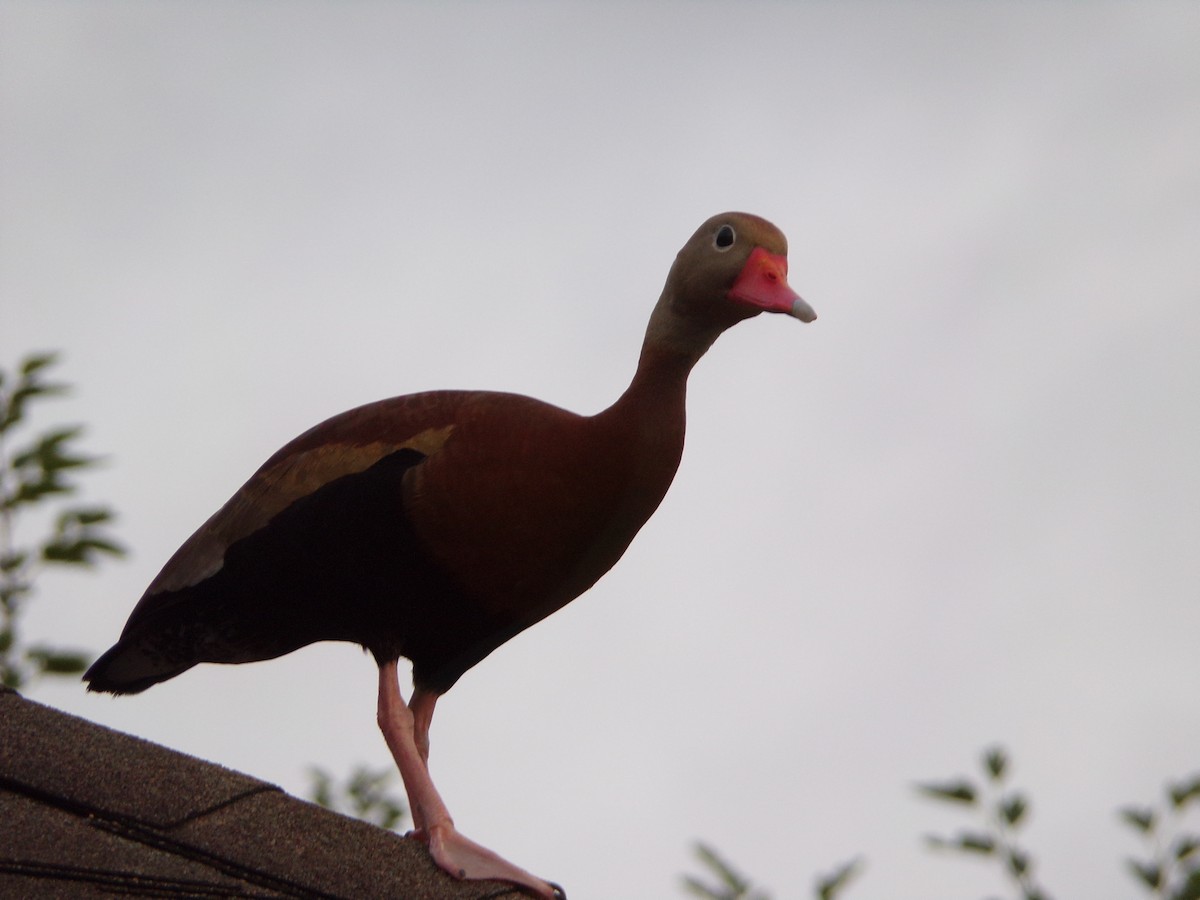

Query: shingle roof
[0,686,532,898]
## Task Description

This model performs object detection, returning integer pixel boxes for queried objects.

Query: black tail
[82,641,194,695]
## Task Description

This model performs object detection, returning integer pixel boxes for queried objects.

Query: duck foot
[418,822,565,898]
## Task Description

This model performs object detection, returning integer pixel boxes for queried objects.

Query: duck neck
[579,297,727,544]
[598,297,720,451]
[639,293,724,372]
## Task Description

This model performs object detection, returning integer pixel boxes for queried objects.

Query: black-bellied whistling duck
[84,212,816,898]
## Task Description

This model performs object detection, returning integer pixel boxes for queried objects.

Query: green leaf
[42,536,125,565]
[41,541,88,564]
[6,477,72,508]
[10,432,78,472]
[815,857,862,900]
[983,746,1008,782]
[1119,806,1157,835]
[916,779,977,805]
[1170,776,1200,810]
[681,876,725,899]
[692,842,752,894]
[41,507,126,562]
[60,506,115,527]
[1174,869,1200,900]
[0,580,30,606]
[0,551,27,573]
[308,767,334,809]
[2,663,24,689]
[20,352,60,376]
[1,383,69,433]
[957,832,996,854]
[87,536,125,557]
[27,648,92,675]
[11,427,87,469]
[40,428,91,471]
[84,536,125,557]
[926,831,995,855]
[1001,793,1028,827]
[1174,835,1200,862]
[1127,859,1163,890]
[1007,848,1030,878]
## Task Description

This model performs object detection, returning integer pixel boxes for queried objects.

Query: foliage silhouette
[688,747,1199,899]
[1118,773,1200,900]
[308,763,408,831]
[0,353,124,689]
[681,841,860,900]
[919,745,1052,900]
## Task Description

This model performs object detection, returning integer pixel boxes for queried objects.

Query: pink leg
[410,687,437,767]
[375,660,563,899]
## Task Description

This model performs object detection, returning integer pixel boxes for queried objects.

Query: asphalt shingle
[0,687,532,898]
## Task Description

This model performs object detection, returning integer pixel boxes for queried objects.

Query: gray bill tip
[790,297,818,322]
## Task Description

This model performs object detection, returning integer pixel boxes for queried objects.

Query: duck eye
[713,224,736,251]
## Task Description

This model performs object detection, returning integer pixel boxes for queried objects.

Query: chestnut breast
[402,388,685,626]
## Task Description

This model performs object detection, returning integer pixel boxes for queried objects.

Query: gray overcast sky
[3,3,1199,897]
